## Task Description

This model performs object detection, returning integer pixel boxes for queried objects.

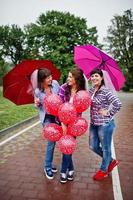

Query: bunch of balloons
[42,90,91,154]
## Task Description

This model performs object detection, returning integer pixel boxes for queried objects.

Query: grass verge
[0,87,38,131]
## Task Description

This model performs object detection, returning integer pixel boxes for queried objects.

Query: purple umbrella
[74,44,126,91]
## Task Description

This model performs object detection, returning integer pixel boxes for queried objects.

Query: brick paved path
[114,93,133,200]
[0,93,132,200]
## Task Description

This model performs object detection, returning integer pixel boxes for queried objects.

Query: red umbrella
[3,60,61,105]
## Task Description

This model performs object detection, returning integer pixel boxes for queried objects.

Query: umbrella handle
[102,70,117,95]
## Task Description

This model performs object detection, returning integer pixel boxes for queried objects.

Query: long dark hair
[90,69,104,88]
[37,68,52,90]
[70,68,85,91]
[65,68,86,100]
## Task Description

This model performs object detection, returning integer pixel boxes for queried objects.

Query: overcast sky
[0,0,132,42]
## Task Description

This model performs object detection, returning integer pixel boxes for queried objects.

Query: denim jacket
[34,80,60,124]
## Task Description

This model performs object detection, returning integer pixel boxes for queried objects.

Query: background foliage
[0,9,132,89]
[104,9,133,91]
[0,10,100,83]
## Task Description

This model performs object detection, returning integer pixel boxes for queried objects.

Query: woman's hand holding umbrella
[34,97,41,107]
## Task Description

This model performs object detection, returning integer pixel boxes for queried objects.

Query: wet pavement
[114,93,133,200]
[0,93,133,200]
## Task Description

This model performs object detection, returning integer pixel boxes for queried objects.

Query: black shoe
[60,173,67,183]
[52,167,58,173]
[67,171,74,181]
[44,169,54,180]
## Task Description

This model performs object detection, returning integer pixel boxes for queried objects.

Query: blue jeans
[43,114,56,171]
[61,154,74,173]
[89,120,115,172]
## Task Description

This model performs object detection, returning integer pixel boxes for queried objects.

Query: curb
[0,115,39,138]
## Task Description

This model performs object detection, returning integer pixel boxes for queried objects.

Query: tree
[24,10,100,82]
[0,59,12,86]
[0,11,101,82]
[104,9,133,91]
[0,25,25,65]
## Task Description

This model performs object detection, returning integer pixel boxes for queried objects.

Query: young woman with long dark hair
[58,68,86,183]
[33,68,60,180]
[89,69,122,181]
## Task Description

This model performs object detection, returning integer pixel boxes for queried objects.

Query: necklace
[71,88,77,96]
[44,87,51,95]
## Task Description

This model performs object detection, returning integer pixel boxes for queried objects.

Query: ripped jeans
[89,120,115,172]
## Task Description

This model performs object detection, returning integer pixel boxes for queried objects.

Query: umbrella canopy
[3,60,61,105]
[74,45,125,91]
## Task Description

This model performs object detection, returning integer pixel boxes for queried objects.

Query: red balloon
[58,102,77,125]
[73,90,91,113]
[58,135,77,155]
[67,117,88,136]
[44,94,63,116]
[42,123,63,142]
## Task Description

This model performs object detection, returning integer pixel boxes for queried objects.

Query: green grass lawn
[0,87,38,131]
